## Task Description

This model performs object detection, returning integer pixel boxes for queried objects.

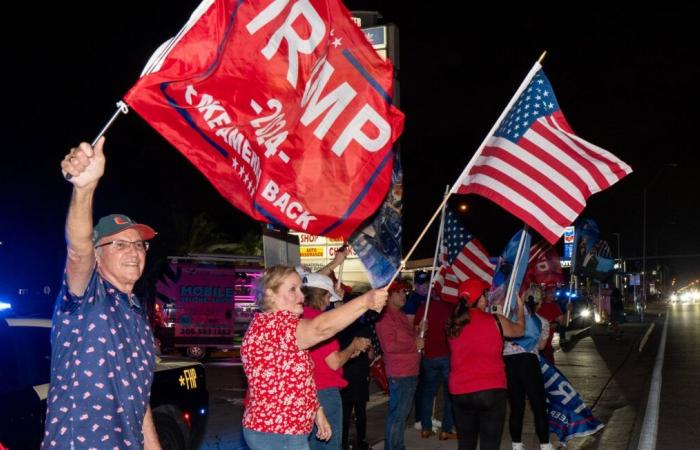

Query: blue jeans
[420,357,454,433]
[243,428,311,450]
[385,376,418,450]
[310,387,342,450]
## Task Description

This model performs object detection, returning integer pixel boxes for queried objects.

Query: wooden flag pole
[385,191,452,287]
[385,52,547,287]
[448,55,545,197]
[419,185,450,343]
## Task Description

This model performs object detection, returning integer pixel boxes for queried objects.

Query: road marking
[638,312,669,450]
[639,323,656,352]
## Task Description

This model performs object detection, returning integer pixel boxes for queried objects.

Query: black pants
[452,388,507,450]
[341,395,367,448]
[505,353,549,443]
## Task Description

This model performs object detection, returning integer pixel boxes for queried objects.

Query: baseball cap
[303,272,342,302]
[414,270,430,285]
[388,279,411,293]
[93,214,157,244]
[458,279,490,303]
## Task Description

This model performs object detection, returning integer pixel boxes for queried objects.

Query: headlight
[580,308,591,318]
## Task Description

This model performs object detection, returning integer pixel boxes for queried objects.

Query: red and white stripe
[433,239,495,303]
[454,112,632,244]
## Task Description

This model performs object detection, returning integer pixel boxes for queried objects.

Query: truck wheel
[185,346,210,362]
[153,411,187,450]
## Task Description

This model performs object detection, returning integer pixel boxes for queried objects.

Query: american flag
[452,66,632,244]
[433,210,495,302]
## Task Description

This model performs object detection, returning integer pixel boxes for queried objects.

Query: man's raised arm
[60,137,106,296]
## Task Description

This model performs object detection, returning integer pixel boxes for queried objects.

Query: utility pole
[642,163,677,322]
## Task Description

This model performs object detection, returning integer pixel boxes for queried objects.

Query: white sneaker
[413,421,422,431]
[540,444,555,450]
[512,443,525,450]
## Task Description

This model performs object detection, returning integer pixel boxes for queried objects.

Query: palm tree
[206,229,263,255]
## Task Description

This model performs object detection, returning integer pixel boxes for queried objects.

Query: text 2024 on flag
[452,64,631,244]
[124,0,404,238]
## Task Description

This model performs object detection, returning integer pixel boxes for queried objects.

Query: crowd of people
[45,138,573,450]
[239,250,573,450]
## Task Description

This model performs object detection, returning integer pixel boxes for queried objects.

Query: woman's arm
[537,318,550,350]
[497,297,525,338]
[317,247,349,276]
[296,290,386,350]
[314,407,332,441]
[325,337,370,370]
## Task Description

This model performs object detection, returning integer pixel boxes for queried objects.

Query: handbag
[369,355,388,394]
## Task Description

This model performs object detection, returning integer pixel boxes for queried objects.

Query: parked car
[0,315,208,450]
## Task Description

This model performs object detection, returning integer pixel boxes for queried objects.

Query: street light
[642,162,677,320]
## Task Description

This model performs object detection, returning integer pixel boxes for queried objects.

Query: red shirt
[414,300,453,358]
[375,306,421,377]
[448,309,506,395]
[241,310,319,434]
[303,306,348,390]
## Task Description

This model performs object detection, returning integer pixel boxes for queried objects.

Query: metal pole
[503,227,529,315]
[64,101,129,181]
[642,188,647,322]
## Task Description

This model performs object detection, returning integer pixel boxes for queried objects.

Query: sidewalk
[355,319,655,450]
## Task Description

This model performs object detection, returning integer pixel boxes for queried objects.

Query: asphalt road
[656,302,700,448]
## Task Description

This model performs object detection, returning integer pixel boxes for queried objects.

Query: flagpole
[419,185,450,342]
[64,101,130,180]
[337,242,346,292]
[449,55,545,196]
[503,225,530,315]
[385,53,547,287]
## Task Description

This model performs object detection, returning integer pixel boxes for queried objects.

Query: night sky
[2,1,699,304]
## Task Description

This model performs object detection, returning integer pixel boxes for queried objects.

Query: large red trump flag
[124,0,404,238]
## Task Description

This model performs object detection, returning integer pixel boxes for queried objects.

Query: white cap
[303,272,343,302]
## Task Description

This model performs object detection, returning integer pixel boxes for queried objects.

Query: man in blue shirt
[42,137,161,449]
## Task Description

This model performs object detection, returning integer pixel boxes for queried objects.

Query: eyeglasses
[94,239,150,252]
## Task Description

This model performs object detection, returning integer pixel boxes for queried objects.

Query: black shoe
[355,441,370,450]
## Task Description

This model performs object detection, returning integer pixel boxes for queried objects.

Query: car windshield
[0,324,51,394]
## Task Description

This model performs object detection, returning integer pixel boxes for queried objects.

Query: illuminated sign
[300,246,325,258]
[563,226,575,261]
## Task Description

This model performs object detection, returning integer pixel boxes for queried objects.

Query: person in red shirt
[414,294,457,440]
[537,286,565,365]
[447,279,525,450]
[375,280,424,450]
[302,273,371,450]
[241,266,387,450]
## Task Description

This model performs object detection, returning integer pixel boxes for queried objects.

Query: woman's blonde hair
[303,286,330,310]
[255,265,299,311]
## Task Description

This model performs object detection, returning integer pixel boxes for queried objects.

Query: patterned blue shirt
[42,269,156,449]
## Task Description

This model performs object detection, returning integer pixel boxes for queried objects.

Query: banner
[540,356,604,442]
[573,219,615,280]
[522,241,565,290]
[348,151,402,287]
[125,0,405,239]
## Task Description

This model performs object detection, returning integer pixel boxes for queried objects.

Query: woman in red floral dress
[241,265,387,450]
